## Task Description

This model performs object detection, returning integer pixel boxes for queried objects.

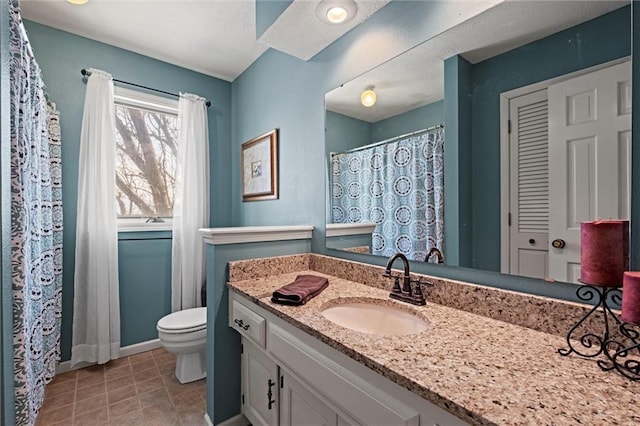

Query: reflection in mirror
[329,126,445,262]
[325,1,632,284]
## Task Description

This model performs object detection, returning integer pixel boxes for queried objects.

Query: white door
[508,89,550,279]
[280,370,338,426]
[548,60,631,283]
[242,338,279,426]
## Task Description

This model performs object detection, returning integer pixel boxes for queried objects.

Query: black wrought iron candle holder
[558,283,640,381]
[598,322,640,380]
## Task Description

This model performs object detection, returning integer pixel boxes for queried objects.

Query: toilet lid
[157,307,206,333]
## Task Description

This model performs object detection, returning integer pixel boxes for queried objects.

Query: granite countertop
[228,270,640,426]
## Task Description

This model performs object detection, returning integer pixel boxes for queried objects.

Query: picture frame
[241,129,279,202]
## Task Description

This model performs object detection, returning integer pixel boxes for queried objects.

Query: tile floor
[36,348,207,426]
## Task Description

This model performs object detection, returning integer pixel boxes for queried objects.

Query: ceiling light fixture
[316,0,357,24]
[67,0,88,4]
[360,86,376,107]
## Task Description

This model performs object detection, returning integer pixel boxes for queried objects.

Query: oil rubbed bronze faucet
[383,253,431,306]
[425,247,444,264]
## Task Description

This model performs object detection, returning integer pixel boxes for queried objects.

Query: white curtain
[172,93,210,311]
[71,69,120,367]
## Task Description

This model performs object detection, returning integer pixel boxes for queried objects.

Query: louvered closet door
[548,60,631,283]
[509,89,549,279]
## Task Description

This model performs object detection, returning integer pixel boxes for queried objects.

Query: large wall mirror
[325,1,631,285]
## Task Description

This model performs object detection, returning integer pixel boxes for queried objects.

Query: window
[113,87,179,229]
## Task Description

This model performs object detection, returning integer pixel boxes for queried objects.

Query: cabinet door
[242,338,279,426]
[280,371,338,426]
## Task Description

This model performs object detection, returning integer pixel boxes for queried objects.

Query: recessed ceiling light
[326,6,348,24]
[316,0,357,25]
[67,0,88,4]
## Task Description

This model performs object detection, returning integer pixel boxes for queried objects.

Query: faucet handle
[381,272,402,293]
[411,277,434,287]
[391,276,402,293]
[411,279,432,305]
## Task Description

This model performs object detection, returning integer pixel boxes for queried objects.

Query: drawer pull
[234,318,250,330]
[267,379,276,410]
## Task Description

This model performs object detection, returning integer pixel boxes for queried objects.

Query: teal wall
[371,100,444,142]
[326,101,444,156]
[469,6,631,271]
[231,0,493,253]
[233,4,634,306]
[1,0,13,423]
[1,2,638,425]
[325,111,370,154]
[205,239,311,424]
[117,232,173,346]
[255,0,292,38]
[22,21,233,361]
[443,55,473,268]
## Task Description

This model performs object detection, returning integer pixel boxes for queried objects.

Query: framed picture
[242,129,279,202]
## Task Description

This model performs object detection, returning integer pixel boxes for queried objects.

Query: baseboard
[119,338,162,357]
[214,413,249,426]
[205,413,213,426]
[56,339,163,374]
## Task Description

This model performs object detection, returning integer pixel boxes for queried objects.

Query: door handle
[267,379,276,410]
[552,239,566,249]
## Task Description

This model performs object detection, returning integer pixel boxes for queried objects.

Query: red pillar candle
[580,220,629,287]
[622,272,640,325]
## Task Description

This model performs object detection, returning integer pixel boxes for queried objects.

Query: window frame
[113,86,179,232]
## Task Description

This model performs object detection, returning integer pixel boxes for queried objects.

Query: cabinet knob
[552,239,566,249]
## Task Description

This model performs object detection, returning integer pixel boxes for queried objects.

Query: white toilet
[157,307,207,384]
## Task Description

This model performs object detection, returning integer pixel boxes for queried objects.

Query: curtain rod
[332,123,444,156]
[81,69,211,108]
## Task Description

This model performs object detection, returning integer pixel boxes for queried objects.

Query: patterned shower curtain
[10,1,63,424]
[331,129,444,261]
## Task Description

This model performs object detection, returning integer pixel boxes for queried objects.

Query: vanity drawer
[230,299,266,348]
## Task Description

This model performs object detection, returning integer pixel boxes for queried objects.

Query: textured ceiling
[326,0,629,123]
[20,0,266,82]
[258,0,391,61]
[19,0,389,82]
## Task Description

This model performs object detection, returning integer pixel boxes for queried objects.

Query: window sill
[118,224,173,232]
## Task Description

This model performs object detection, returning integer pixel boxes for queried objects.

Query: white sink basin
[321,300,429,336]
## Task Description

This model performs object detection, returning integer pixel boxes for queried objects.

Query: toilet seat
[157,307,206,334]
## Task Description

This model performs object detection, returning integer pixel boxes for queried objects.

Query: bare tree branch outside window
[114,104,178,217]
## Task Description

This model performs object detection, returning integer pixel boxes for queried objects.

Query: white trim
[326,223,376,237]
[499,56,630,274]
[118,225,173,232]
[55,339,163,374]
[499,91,510,274]
[500,57,629,101]
[205,413,214,426]
[199,226,314,245]
[215,413,249,426]
[114,86,179,115]
[119,338,163,357]
[118,217,173,232]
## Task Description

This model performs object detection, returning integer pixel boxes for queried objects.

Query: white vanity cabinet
[241,338,279,426]
[242,337,353,426]
[280,370,344,426]
[229,291,468,426]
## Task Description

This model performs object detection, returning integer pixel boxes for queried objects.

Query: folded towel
[271,275,329,306]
